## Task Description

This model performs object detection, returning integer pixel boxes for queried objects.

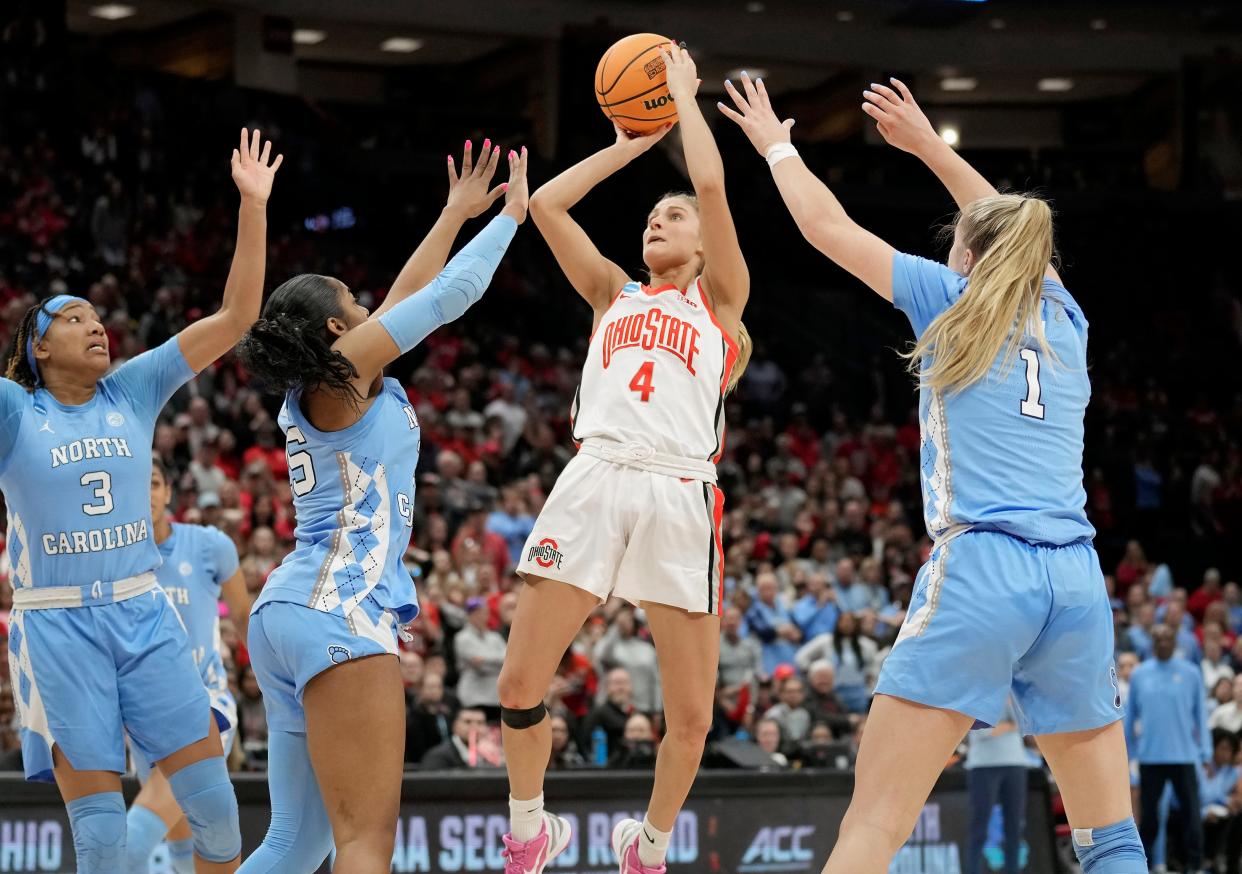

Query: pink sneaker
[502,813,572,874]
[611,819,668,874]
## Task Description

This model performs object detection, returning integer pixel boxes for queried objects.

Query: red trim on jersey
[696,278,741,357]
[640,282,680,296]
[711,485,726,615]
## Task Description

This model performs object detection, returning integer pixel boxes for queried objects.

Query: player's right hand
[717,72,795,158]
[862,78,940,157]
[611,121,673,158]
[230,127,282,205]
[446,138,506,219]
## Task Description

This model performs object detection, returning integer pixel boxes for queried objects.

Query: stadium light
[90,4,136,19]
[836,11,855,22]
[1038,77,1075,92]
[938,125,960,147]
[1090,18,1108,30]
[293,29,326,45]
[745,1,765,12]
[381,37,425,53]
[940,77,978,92]
[989,18,1006,29]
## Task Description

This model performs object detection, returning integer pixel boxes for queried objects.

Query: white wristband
[765,142,799,168]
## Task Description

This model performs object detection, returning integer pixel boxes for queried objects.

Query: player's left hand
[446,138,507,219]
[230,128,282,206]
[660,42,700,101]
[717,72,795,158]
[500,145,530,225]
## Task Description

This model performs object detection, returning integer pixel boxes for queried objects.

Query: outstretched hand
[500,146,530,225]
[660,41,701,102]
[446,138,508,219]
[230,128,282,205]
[862,78,940,157]
[716,72,795,158]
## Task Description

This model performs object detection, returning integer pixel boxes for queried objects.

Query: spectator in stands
[594,605,661,714]
[1209,676,1242,734]
[420,707,495,770]
[486,486,535,565]
[719,604,763,693]
[454,597,507,717]
[1166,601,1205,664]
[805,660,854,739]
[1126,625,1211,869]
[1201,729,1242,873]
[964,698,1028,874]
[547,646,597,721]
[833,558,869,613]
[585,668,634,756]
[1115,540,1150,599]
[405,672,454,767]
[764,676,813,744]
[548,712,585,771]
[608,713,657,769]
[1129,602,1157,660]
[1224,582,1242,635]
[747,570,801,677]
[792,571,839,641]
[236,663,268,770]
[1204,638,1236,692]
[753,717,789,769]
[795,611,877,713]
[1190,569,1225,623]
[1116,651,1140,705]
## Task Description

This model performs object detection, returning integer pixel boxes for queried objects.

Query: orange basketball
[595,33,679,135]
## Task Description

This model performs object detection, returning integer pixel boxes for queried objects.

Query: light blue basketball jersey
[155,522,240,716]
[0,338,194,589]
[892,253,1094,546]
[256,377,421,626]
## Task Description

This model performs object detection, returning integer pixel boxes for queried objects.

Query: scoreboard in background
[0,769,1058,873]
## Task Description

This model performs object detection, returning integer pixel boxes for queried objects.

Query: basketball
[595,33,679,134]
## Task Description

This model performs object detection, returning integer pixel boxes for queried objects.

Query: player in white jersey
[233,144,528,874]
[499,44,752,874]
[720,75,1143,873]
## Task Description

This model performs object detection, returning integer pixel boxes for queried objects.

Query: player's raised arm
[373,139,508,319]
[177,128,281,373]
[528,122,672,315]
[717,73,896,301]
[866,78,1062,285]
[661,43,749,326]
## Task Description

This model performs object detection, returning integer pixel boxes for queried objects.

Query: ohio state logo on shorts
[527,537,565,570]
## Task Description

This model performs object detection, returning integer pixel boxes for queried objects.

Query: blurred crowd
[0,52,1240,807]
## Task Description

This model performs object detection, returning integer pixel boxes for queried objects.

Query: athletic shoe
[611,818,668,874]
[501,813,572,874]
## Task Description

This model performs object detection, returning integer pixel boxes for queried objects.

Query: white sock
[637,814,671,867]
[510,793,545,842]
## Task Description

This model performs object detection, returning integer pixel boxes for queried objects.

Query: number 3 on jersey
[287,425,317,496]
[629,361,656,403]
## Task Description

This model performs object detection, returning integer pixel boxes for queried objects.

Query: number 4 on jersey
[629,361,655,403]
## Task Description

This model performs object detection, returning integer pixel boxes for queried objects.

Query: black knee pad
[501,702,548,729]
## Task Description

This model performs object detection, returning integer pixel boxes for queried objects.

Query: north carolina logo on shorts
[527,538,564,571]
[327,645,352,664]
[106,412,124,427]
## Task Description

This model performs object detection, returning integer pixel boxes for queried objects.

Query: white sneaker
[611,818,667,874]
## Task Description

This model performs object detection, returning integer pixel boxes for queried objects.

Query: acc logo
[328,645,352,664]
[740,825,815,870]
[179,562,193,577]
[107,412,125,427]
[527,538,564,571]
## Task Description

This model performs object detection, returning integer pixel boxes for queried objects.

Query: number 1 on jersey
[1020,348,1045,420]
[629,361,655,403]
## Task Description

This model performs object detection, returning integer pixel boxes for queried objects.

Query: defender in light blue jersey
[126,457,252,874]
[720,75,1144,873]
[2,128,280,874]
[233,143,528,874]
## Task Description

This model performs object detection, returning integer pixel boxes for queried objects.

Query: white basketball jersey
[570,278,739,462]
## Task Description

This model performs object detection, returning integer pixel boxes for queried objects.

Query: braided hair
[3,302,47,390]
[236,274,361,401]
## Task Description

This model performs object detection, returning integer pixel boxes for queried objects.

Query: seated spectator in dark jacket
[583,667,633,753]
[421,707,494,770]
[792,721,854,769]
[805,660,856,739]
[609,713,658,769]
[406,672,455,766]
[548,712,586,771]
[763,675,813,744]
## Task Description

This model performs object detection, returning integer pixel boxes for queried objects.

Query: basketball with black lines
[595,33,680,134]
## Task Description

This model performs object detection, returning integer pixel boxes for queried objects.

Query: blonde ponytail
[905,194,1054,392]
[726,321,752,394]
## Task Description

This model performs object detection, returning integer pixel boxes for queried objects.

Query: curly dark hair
[3,302,49,390]
[237,274,361,401]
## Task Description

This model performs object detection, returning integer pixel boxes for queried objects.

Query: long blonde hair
[904,194,1054,392]
[651,190,752,395]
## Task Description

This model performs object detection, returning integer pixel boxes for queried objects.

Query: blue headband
[26,295,90,382]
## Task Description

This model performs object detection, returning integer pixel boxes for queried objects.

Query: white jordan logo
[39,420,54,434]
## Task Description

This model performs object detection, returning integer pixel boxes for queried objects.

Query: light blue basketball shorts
[876,529,1122,735]
[247,600,399,733]
[9,589,213,782]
